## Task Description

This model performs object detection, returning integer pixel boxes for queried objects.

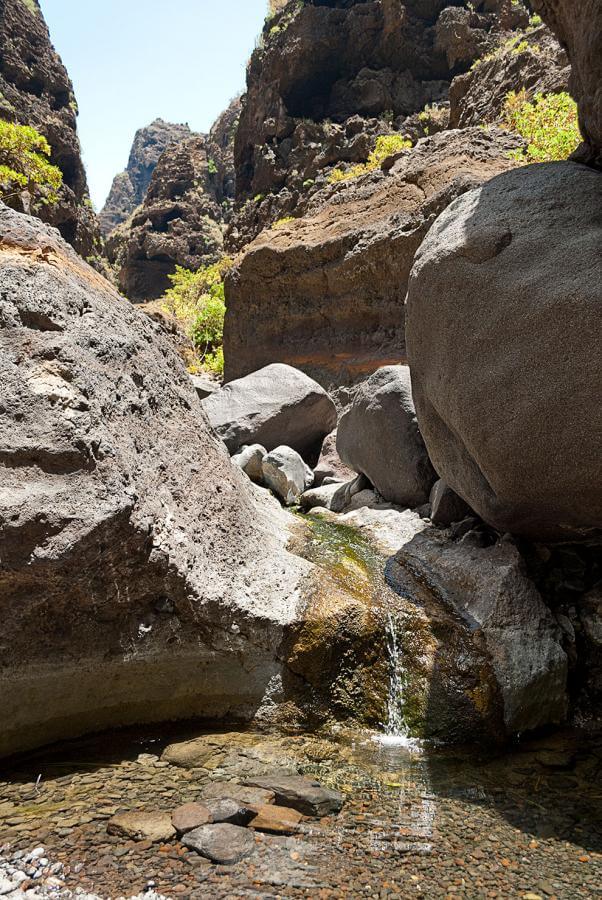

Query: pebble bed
[0,726,600,899]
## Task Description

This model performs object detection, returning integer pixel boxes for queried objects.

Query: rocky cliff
[107,97,240,301]
[99,119,192,236]
[0,0,99,257]
[224,0,568,390]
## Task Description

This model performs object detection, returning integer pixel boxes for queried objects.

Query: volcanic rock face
[0,0,99,256]
[107,98,241,301]
[99,119,192,235]
[406,161,602,541]
[0,203,315,757]
[449,23,570,128]
[532,0,602,165]
[225,127,522,388]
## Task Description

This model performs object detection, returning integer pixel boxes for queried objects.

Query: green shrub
[162,258,232,376]
[503,90,581,162]
[328,133,412,183]
[207,157,218,175]
[0,120,62,205]
[20,0,39,15]
[272,216,295,228]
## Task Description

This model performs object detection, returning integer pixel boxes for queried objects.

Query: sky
[39,0,268,210]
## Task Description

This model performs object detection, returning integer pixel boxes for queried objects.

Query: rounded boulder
[406,161,602,540]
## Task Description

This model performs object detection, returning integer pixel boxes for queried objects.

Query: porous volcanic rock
[0,0,99,256]
[532,0,602,165]
[107,97,241,301]
[449,24,569,128]
[228,0,530,248]
[225,127,522,388]
[0,203,315,757]
[99,119,192,235]
[337,366,436,507]
[406,161,602,541]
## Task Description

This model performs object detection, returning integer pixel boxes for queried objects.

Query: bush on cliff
[0,120,62,206]
[329,133,412,183]
[503,91,580,162]
[162,258,232,375]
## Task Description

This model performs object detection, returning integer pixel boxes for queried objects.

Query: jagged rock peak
[99,118,193,235]
[0,0,100,257]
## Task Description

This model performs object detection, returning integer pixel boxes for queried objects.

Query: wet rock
[337,366,436,507]
[204,798,256,826]
[107,811,175,843]
[231,444,267,483]
[309,506,426,558]
[181,823,255,865]
[200,783,275,807]
[262,446,314,506]
[171,803,211,835]
[430,480,474,527]
[406,162,602,540]
[202,364,336,464]
[388,530,569,738]
[243,776,343,817]
[249,804,303,835]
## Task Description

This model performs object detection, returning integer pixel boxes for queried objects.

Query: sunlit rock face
[99,119,193,236]
[0,0,100,256]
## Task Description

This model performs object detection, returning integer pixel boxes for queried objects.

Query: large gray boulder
[406,162,602,541]
[0,204,312,758]
[387,531,569,738]
[337,366,436,507]
[202,363,337,464]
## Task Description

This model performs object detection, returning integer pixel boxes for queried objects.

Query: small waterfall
[373,611,421,750]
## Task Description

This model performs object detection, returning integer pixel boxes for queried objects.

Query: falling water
[373,611,421,751]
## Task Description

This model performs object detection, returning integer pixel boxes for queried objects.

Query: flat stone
[204,797,256,826]
[200,783,275,807]
[171,802,211,834]
[181,823,256,865]
[243,775,343,817]
[249,804,303,834]
[106,811,176,843]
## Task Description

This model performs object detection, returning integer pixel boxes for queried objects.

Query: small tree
[0,120,63,206]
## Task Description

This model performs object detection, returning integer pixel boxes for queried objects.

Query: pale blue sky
[39,0,268,209]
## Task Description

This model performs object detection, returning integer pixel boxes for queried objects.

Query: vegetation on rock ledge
[503,91,580,162]
[0,121,62,206]
[328,134,412,183]
[162,258,232,375]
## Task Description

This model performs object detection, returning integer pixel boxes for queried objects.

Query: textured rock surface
[232,444,267,483]
[532,0,602,165]
[171,802,211,835]
[262,446,314,506]
[107,811,175,843]
[337,366,436,507]
[182,823,255,865]
[243,776,343,817]
[99,119,192,235]
[0,203,315,757]
[0,0,99,256]
[107,98,240,301]
[225,128,522,388]
[202,364,336,463]
[406,162,602,541]
[387,531,569,738]
[449,24,569,128]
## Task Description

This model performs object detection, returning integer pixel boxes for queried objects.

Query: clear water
[372,611,423,751]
